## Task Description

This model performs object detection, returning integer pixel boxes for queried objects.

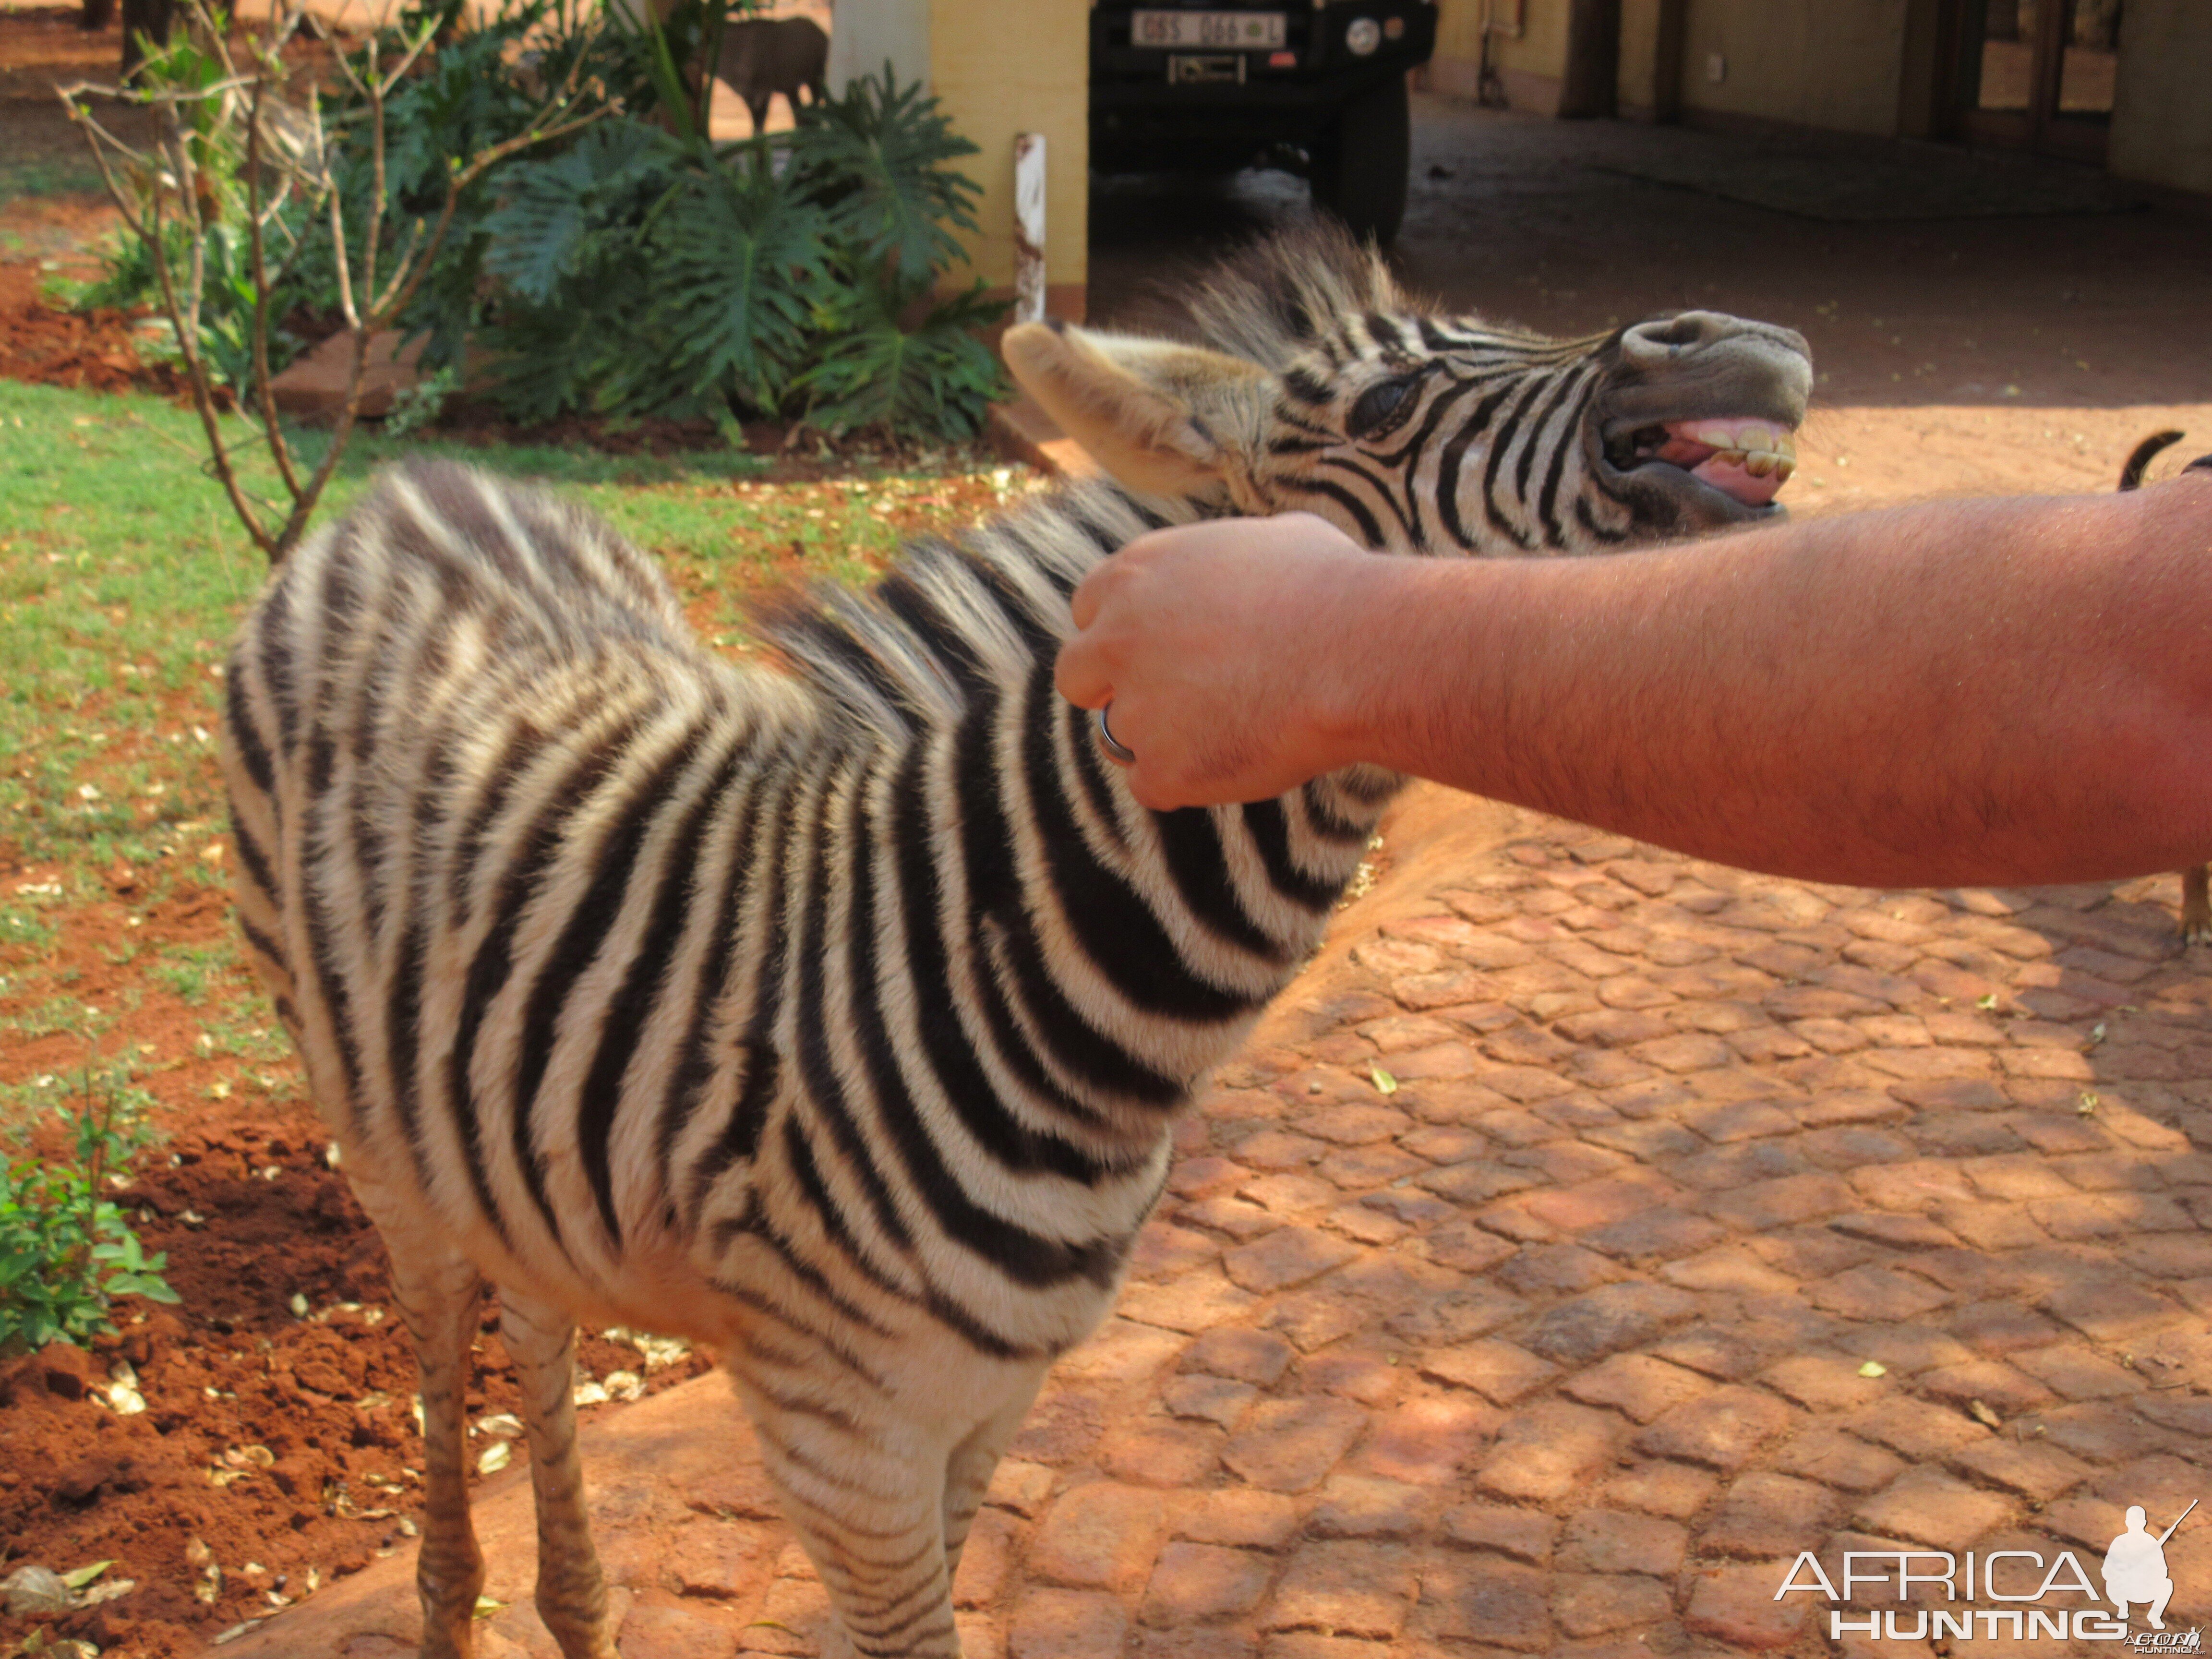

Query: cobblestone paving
[980,813,2212,1659]
[247,799,2212,1659]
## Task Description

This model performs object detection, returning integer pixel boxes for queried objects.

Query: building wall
[1616,0,1662,117]
[826,0,1088,315]
[1423,0,1481,102]
[1675,0,1909,136]
[2108,0,2212,196]
[1426,0,2210,198]
[929,0,1090,316]
[823,0,929,90]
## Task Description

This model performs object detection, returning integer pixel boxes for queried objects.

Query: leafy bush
[66,17,305,392]
[66,0,608,557]
[473,69,1007,438]
[301,0,640,370]
[0,1068,178,1355]
[79,0,1006,444]
[74,217,292,394]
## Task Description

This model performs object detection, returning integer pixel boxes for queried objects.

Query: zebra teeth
[1687,448,1787,507]
[1671,419,1795,457]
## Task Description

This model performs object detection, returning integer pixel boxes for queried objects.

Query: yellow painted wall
[1425,0,1483,100]
[930,0,1089,307]
[2109,0,2212,196]
[1491,0,1568,108]
[1415,0,2210,197]
[1617,0,1661,116]
[1431,0,1485,66]
[1677,0,1909,136]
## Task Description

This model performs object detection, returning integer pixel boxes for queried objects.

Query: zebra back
[224,457,1385,1360]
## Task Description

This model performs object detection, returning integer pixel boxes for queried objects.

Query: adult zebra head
[1004,224,1812,554]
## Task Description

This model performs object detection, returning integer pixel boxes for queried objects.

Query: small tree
[61,0,601,563]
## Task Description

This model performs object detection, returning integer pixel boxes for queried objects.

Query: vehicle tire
[1313,73,1410,245]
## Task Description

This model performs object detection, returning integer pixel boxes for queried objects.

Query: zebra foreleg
[387,1241,489,1659]
[939,1375,1045,1593]
[499,1288,616,1659]
[735,1377,965,1659]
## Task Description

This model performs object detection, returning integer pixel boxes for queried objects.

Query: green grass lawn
[0,378,1030,847]
[0,376,1035,1093]
[0,151,106,212]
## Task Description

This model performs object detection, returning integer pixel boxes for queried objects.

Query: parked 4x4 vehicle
[1090,0,1437,243]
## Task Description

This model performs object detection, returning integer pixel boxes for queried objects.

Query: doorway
[1952,0,2120,161]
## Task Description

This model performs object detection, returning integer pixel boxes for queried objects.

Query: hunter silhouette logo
[2106,1500,2196,1637]
[1774,1496,2200,1645]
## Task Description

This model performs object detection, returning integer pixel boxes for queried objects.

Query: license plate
[1131,10,1286,49]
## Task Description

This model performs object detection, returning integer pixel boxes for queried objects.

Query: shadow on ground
[1090,96,2212,416]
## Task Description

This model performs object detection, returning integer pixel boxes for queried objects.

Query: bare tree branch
[243,64,303,502]
[146,180,283,559]
[64,0,609,563]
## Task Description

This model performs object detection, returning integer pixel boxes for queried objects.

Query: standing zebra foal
[222,227,1809,1659]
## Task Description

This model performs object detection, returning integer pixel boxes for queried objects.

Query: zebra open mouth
[1588,310,1812,537]
[1593,409,1806,532]
[1610,419,1799,510]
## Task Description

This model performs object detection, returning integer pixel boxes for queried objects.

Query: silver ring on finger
[1095,703,1136,766]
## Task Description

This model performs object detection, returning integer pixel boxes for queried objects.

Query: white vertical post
[1013,131,1046,326]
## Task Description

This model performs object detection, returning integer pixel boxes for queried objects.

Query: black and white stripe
[1189,238,1639,553]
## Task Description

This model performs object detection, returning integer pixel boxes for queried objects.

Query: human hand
[1055,513,1380,809]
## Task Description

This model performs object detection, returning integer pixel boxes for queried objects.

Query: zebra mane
[755,477,1195,745]
[755,225,1396,740]
[1179,222,1404,371]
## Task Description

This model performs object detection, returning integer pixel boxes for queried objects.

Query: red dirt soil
[0,846,716,1659]
[0,261,195,397]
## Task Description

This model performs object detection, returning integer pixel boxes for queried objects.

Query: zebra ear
[1003,322,1272,500]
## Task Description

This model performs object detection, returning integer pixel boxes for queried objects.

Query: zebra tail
[2118,430,2185,492]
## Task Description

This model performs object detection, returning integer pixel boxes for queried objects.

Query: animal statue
[716,15,829,135]
[2117,430,2212,942]
[221,226,1810,1659]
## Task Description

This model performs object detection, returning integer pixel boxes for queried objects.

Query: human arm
[1053,479,2212,887]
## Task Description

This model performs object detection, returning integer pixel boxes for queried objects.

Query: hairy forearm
[1332,480,2212,885]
